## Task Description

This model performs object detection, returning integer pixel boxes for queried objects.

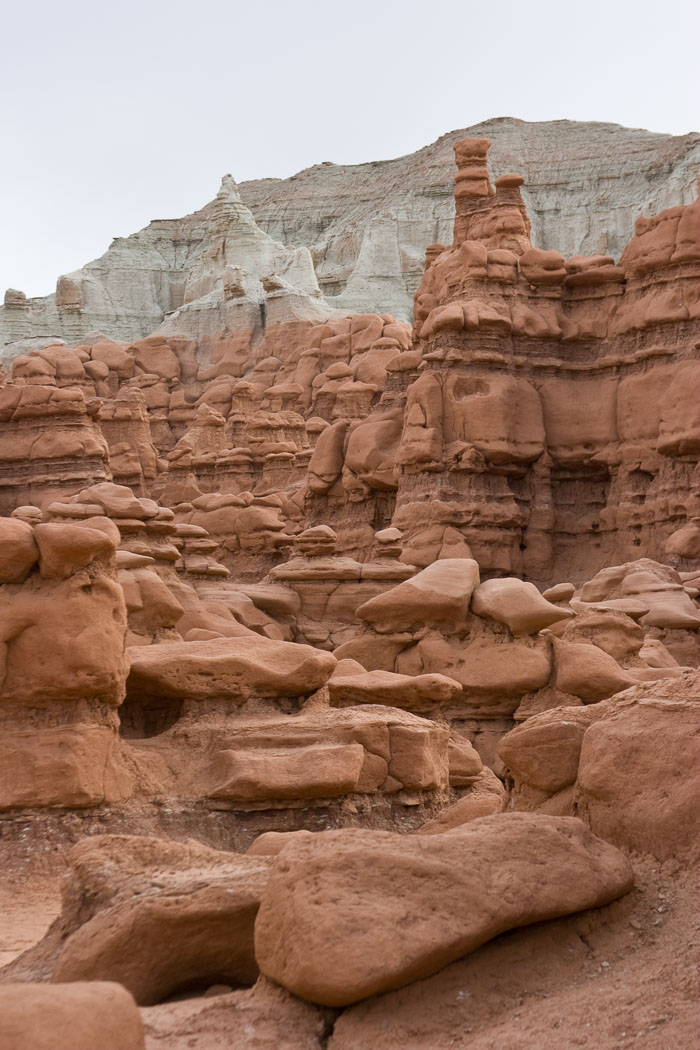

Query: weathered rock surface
[126,634,336,703]
[3,119,698,343]
[52,852,270,1004]
[0,514,131,809]
[254,813,633,1005]
[0,119,698,1050]
[0,981,145,1050]
[500,672,700,860]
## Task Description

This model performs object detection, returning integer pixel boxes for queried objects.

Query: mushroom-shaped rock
[552,637,636,701]
[0,517,39,583]
[76,481,154,519]
[471,578,573,634]
[0,982,145,1050]
[10,505,43,526]
[34,522,116,579]
[254,814,633,1007]
[127,635,336,702]
[519,248,567,286]
[71,514,122,548]
[356,559,480,632]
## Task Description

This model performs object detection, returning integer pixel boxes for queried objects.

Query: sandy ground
[0,877,61,969]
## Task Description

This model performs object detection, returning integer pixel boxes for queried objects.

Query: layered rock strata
[2,119,699,343]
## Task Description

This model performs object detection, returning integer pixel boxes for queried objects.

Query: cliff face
[2,118,699,351]
[241,118,700,319]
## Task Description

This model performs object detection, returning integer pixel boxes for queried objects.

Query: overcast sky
[2,0,699,297]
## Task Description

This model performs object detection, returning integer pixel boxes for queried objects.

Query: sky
[2,0,699,297]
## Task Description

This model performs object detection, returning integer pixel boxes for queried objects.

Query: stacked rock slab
[0,354,111,514]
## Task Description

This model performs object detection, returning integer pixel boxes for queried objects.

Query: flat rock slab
[127,635,336,701]
[254,813,633,1006]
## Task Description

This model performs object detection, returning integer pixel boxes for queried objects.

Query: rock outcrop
[0,515,131,809]
[0,982,145,1050]
[2,119,698,347]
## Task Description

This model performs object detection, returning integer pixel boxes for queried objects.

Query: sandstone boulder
[356,559,480,632]
[34,521,116,579]
[471,577,573,634]
[126,635,336,702]
[254,813,633,1006]
[0,517,38,582]
[0,982,144,1050]
[499,717,587,793]
[328,668,462,711]
[50,835,272,1005]
[207,743,366,802]
[552,637,636,701]
[576,689,700,859]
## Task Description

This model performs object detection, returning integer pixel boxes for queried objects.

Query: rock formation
[2,119,699,348]
[0,125,698,1050]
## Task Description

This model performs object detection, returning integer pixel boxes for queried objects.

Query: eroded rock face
[0,515,131,809]
[390,141,700,582]
[51,837,271,1005]
[0,124,698,1050]
[2,118,698,342]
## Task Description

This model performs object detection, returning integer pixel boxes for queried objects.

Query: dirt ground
[0,878,61,970]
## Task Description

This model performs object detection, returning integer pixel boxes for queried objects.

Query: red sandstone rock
[254,814,633,1006]
[0,516,38,582]
[126,634,336,702]
[0,982,145,1050]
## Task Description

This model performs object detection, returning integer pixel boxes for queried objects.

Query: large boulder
[328,668,462,711]
[356,559,480,632]
[552,637,636,701]
[0,982,144,1050]
[471,577,573,634]
[48,835,272,1005]
[254,813,633,1006]
[576,689,700,860]
[126,634,336,702]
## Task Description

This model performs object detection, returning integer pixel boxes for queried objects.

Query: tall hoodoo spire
[452,138,531,254]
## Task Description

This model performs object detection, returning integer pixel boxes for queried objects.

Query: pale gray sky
[2,0,699,297]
